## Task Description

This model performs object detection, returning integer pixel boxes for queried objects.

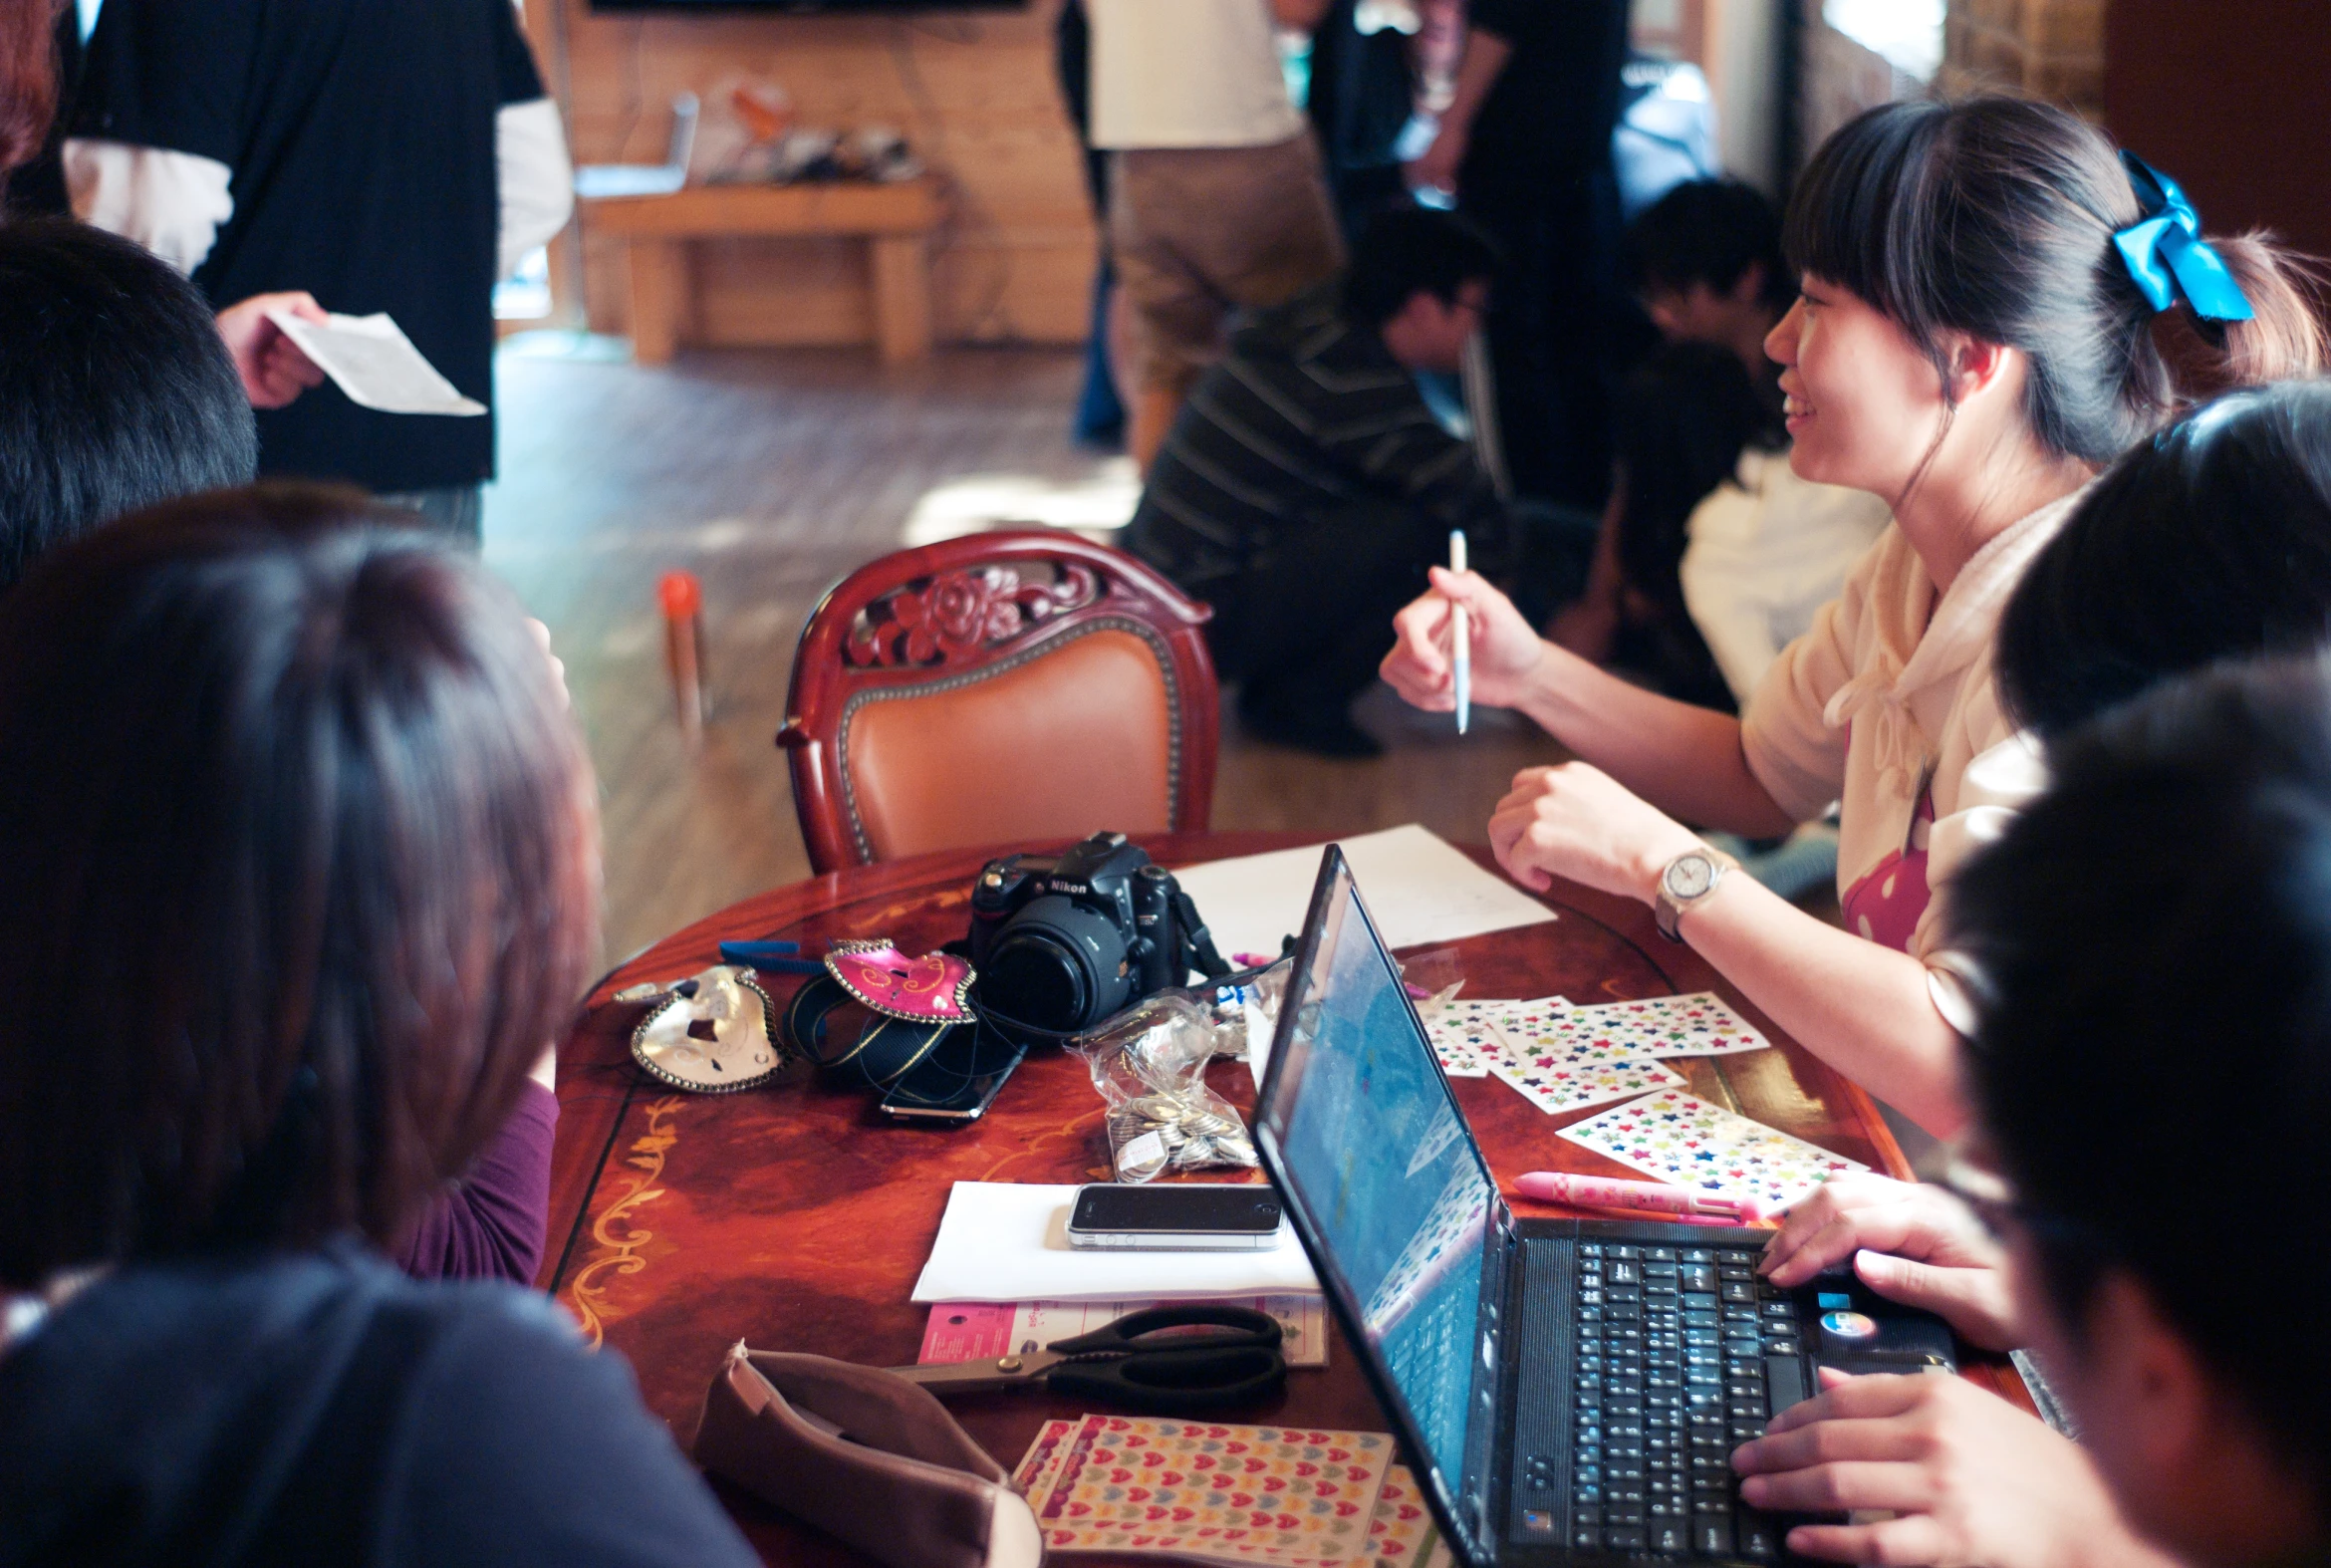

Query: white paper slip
[1166,824,1555,964]
[264,310,487,416]
[908,1181,1321,1303]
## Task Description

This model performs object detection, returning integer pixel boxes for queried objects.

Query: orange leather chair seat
[841,625,1176,864]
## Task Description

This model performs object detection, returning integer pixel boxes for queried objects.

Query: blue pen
[718,939,826,975]
[1449,530,1470,734]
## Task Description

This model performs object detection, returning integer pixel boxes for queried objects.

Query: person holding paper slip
[0,0,327,413]
[1379,98,2327,1136]
[65,0,575,545]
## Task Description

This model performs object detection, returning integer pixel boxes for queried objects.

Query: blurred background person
[1625,177,1796,407]
[1087,0,1345,472]
[1050,0,1128,449]
[64,0,575,544]
[0,0,325,407]
[1405,0,1637,513]
[1,0,67,213]
[1550,181,1890,713]
[1128,206,1591,758]
[1305,0,1423,239]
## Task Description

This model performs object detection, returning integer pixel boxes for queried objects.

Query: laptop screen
[1258,851,1497,1509]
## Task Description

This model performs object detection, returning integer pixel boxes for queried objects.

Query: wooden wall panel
[545,0,1097,348]
[2105,0,2331,263]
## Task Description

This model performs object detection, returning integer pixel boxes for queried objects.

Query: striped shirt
[1125,287,1511,593]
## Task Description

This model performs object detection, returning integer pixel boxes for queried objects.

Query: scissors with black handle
[890,1304,1287,1414]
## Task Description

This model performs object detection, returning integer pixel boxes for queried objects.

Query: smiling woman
[1379,96,2327,1136]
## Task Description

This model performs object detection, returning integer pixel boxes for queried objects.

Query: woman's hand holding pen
[1382,568,1547,712]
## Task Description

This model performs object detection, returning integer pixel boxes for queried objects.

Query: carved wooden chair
[776,531,1219,875]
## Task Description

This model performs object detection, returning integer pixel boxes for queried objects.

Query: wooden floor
[483,342,1573,965]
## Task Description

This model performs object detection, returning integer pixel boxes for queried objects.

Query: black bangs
[1782,102,1953,359]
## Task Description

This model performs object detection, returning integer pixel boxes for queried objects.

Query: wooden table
[582,178,944,366]
[542,833,1929,1564]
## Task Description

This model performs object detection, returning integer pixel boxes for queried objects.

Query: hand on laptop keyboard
[1756,1176,2018,1351]
[1727,1371,2169,1568]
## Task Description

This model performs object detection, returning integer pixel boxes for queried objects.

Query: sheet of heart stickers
[1013,1417,1447,1568]
[1418,991,1770,1116]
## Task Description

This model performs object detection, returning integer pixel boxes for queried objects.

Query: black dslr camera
[968,832,1230,1036]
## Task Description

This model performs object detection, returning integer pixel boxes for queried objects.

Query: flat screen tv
[592,0,1024,10]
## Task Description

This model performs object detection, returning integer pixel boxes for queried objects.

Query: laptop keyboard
[1528,1241,1807,1559]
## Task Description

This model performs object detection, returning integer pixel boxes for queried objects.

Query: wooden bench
[581,177,945,366]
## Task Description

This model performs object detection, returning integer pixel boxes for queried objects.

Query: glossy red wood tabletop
[542,833,1921,1564]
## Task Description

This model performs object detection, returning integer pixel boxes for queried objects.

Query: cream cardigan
[1738,486,2086,960]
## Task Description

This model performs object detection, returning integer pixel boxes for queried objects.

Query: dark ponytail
[1785,97,2327,466]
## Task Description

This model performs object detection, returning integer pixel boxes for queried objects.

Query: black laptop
[1253,847,1956,1568]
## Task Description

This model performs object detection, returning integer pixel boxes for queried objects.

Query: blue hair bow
[2113,151,2254,322]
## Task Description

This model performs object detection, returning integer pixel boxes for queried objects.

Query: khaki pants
[1109,133,1345,401]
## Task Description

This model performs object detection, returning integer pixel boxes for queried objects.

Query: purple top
[394,1081,558,1285]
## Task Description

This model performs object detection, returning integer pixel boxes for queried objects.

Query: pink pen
[1575,1205,1738,1228]
[1513,1171,1772,1226]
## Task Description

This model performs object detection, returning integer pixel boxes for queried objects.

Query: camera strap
[783,973,1028,1096]
[1171,888,1233,979]
[782,974,950,1092]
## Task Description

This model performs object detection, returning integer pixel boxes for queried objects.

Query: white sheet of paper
[908,1181,1321,1303]
[264,310,487,416]
[1166,824,1556,965]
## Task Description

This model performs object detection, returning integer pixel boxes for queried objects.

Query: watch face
[1665,854,1715,901]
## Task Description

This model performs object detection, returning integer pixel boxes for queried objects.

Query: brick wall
[1940,0,2104,112]
[1800,20,1909,158]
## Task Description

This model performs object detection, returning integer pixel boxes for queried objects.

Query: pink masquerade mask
[824,940,975,1024]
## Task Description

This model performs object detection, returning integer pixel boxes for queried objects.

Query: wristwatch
[1654,847,1736,943]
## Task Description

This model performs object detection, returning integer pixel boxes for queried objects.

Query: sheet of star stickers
[1014,1416,1396,1565]
[1501,992,1769,1067]
[1014,1423,1436,1568]
[1555,1090,1868,1210]
[1486,1054,1685,1116]
[1418,995,1568,1077]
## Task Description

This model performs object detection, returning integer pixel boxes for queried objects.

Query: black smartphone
[1065,1183,1286,1250]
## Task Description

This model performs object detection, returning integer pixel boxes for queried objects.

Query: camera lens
[982,895,1134,1033]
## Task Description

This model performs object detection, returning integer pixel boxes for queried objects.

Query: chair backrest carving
[844,561,1103,669]
[779,532,1217,874]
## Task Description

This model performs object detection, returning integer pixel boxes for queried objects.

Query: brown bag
[693,1344,1043,1568]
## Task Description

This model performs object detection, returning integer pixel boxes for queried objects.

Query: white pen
[1448,530,1470,734]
